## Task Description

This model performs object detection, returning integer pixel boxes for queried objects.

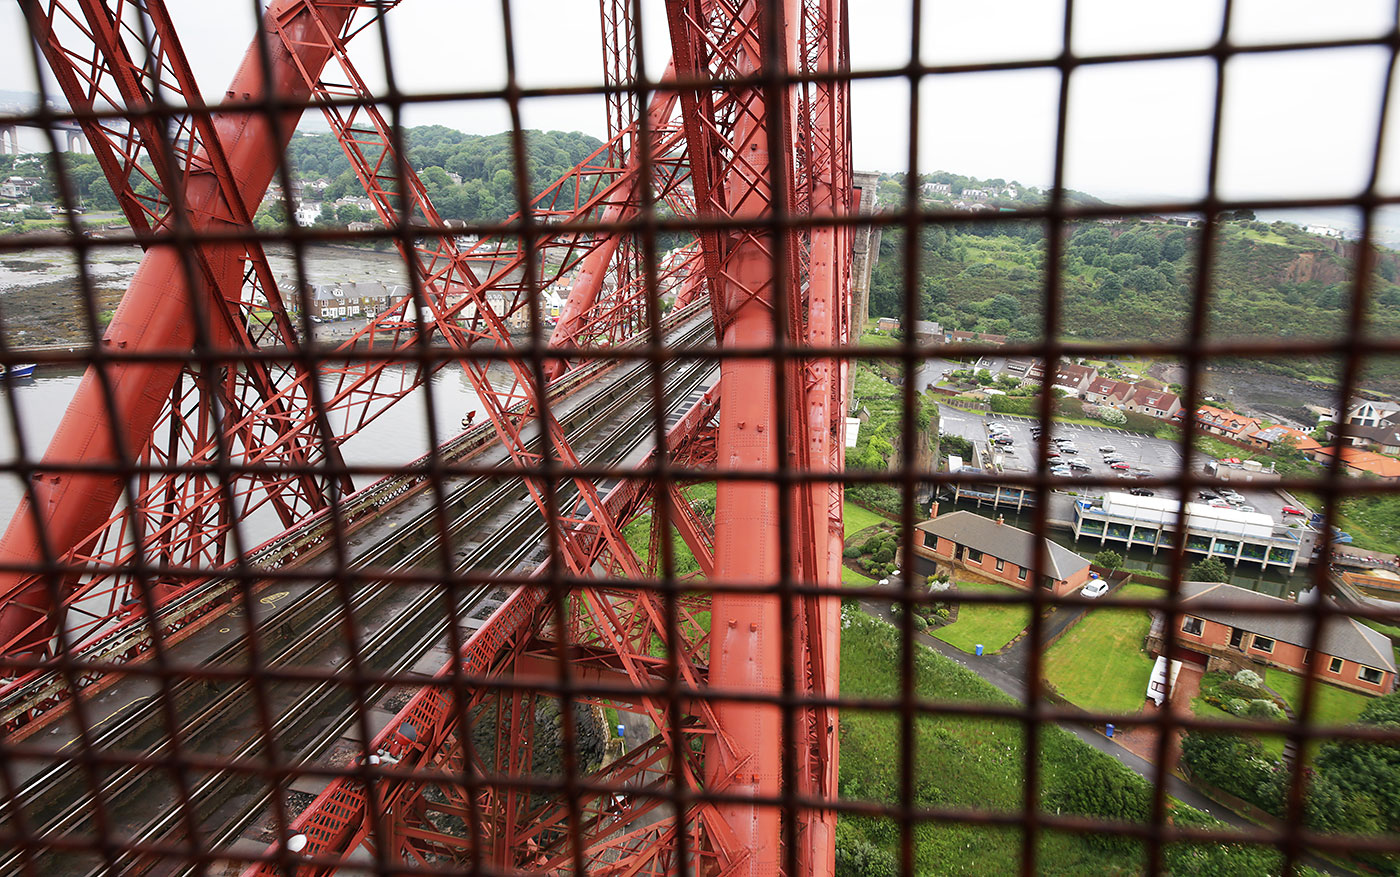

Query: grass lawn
[1041,583,1158,714]
[1263,668,1371,727]
[842,566,877,588]
[931,580,1029,654]
[843,501,894,540]
[839,607,1292,875]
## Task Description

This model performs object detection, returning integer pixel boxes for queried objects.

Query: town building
[1311,446,1400,481]
[1248,426,1322,454]
[0,176,40,199]
[911,509,1092,596]
[1146,581,1395,695]
[1071,492,1313,572]
[1194,405,1262,441]
[1051,362,1097,395]
[875,317,900,333]
[1331,398,1400,428]
[1083,377,1134,408]
[921,181,951,195]
[1123,386,1181,420]
[1325,423,1400,455]
[294,202,322,227]
[946,330,1007,346]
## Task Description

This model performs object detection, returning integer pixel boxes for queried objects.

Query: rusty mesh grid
[0,0,1395,875]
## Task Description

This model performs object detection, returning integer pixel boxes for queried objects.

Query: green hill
[869,172,1400,389]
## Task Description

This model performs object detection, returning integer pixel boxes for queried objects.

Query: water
[941,498,1315,598]
[0,362,498,547]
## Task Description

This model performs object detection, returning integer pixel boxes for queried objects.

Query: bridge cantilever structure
[0,0,853,874]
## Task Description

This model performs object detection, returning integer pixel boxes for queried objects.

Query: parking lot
[936,406,1304,524]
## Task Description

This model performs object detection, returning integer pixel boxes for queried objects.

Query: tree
[1190,557,1230,583]
[1094,549,1124,572]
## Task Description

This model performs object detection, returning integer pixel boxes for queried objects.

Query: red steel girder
[243,382,727,874]
[0,0,360,655]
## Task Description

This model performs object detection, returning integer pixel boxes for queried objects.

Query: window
[967,548,983,563]
[1017,567,1027,581]
[1251,635,1275,654]
[1181,617,1204,636]
[1303,650,1312,665]
[1329,657,1345,674]
[995,558,1005,572]
[1360,666,1384,685]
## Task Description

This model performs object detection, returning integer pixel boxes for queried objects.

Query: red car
[1282,506,1306,516]
[1109,462,1130,470]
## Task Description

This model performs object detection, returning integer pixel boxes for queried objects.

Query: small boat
[1,364,36,379]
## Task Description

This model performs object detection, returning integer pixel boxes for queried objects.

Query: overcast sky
[2,0,1398,208]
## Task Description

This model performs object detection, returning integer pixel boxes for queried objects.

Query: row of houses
[913,509,1392,695]
[1196,403,1400,481]
[1012,359,1185,421]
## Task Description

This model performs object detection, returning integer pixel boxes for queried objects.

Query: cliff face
[1277,250,1351,285]
[1275,238,1400,285]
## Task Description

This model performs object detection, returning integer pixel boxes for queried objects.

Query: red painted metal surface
[10,1,852,872]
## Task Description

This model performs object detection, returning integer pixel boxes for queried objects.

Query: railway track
[0,315,716,876]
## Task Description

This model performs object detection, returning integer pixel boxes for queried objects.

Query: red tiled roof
[1314,446,1400,478]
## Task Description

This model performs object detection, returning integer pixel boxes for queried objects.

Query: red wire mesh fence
[0,0,1395,875]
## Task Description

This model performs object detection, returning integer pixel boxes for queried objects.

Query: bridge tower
[3,1,853,872]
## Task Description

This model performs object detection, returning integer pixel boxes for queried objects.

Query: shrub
[911,614,929,632]
[873,545,895,564]
[843,545,862,559]
[1093,549,1124,571]
[1232,668,1263,688]
[935,607,950,620]
[1247,699,1284,720]
[1225,698,1250,717]
[1047,751,1149,853]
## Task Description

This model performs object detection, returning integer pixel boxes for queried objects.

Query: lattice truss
[0,0,854,874]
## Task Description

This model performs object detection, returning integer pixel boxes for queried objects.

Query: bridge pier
[63,128,86,154]
[0,126,17,156]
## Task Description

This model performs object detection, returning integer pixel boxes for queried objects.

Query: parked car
[1059,446,1079,454]
[992,435,1014,446]
[1098,445,1116,453]
[1110,462,1130,470]
[1103,456,1125,464]
[1208,499,1232,509]
[1081,578,1110,599]
[1129,487,1155,496]
[1239,505,1257,513]
[1282,505,1306,516]
[1068,460,1091,471]
[1197,491,1218,501]
[1046,450,1060,459]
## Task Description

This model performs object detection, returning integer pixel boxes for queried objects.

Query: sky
[2,0,1399,212]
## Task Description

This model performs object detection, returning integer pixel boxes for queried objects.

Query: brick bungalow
[1124,386,1182,420]
[912,510,1092,596]
[1148,581,1396,695]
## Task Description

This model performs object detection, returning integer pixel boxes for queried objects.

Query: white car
[1081,579,1110,599]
